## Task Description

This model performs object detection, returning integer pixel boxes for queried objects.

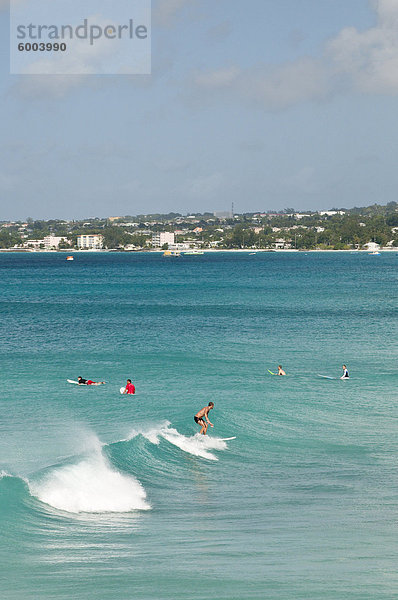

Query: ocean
[0,251,397,599]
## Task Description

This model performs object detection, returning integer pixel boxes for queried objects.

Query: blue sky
[1,0,398,219]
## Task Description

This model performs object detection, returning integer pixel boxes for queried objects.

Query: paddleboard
[67,379,79,384]
[220,436,236,441]
[267,369,276,375]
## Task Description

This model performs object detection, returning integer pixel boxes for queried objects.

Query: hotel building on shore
[151,232,175,247]
[23,235,66,249]
[77,234,104,249]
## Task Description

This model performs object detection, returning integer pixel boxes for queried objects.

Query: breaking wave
[1,423,234,517]
[28,444,150,514]
[127,422,230,461]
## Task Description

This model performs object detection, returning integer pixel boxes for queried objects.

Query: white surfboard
[318,375,349,380]
[67,379,79,384]
[120,387,125,394]
[220,436,236,441]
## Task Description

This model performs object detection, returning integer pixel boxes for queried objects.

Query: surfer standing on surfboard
[194,402,214,435]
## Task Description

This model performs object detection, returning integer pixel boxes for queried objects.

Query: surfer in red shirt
[123,379,136,395]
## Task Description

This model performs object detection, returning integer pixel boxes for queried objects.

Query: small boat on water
[66,256,74,261]
[184,249,204,255]
[163,250,181,257]
[368,251,380,255]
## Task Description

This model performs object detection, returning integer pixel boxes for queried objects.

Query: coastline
[1,248,397,254]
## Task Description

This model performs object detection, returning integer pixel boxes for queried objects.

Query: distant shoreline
[1,248,397,254]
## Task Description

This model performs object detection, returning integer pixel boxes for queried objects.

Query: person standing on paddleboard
[194,402,214,435]
[123,379,136,394]
[341,365,349,379]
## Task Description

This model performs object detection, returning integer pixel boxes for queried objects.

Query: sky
[1,0,398,219]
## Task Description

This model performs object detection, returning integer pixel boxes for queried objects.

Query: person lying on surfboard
[77,376,106,386]
[340,365,349,379]
[122,379,136,394]
[194,402,214,435]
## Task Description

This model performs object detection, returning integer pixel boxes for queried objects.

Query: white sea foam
[29,450,150,514]
[160,427,228,460]
[126,420,171,445]
[129,423,229,461]
[0,470,12,479]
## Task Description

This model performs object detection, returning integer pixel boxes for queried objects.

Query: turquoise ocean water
[0,251,397,599]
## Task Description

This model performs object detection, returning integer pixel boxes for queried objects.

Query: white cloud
[192,0,398,109]
[241,59,331,109]
[327,0,398,94]
[11,13,146,98]
[192,58,331,110]
[12,0,398,107]
[12,34,111,98]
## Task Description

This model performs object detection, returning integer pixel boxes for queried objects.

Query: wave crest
[129,423,229,461]
[29,451,150,514]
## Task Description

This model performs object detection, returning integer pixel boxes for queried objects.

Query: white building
[274,238,291,249]
[319,210,346,216]
[24,239,44,248]
[43,235,64,249]
[152,232,175,247]
[364,241,380,251]
[77,234,103,249]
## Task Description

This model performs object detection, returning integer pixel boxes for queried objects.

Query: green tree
[102,227,131,249]
[0,230,22,248]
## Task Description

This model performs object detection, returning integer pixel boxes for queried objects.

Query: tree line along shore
[1,201,398,251]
